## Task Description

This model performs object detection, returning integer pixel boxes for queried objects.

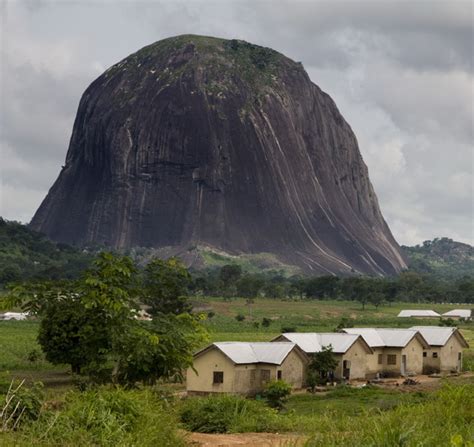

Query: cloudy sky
[1,0,472,246]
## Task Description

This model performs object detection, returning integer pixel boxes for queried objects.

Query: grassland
[1,298,473,446]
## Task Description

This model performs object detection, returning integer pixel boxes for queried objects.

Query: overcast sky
[1,0,472,246]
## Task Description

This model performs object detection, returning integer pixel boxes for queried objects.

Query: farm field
[2,298,474,379]
[1,298,473,446]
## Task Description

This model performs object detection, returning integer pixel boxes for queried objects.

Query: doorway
[342,360,351,379]
[401,355,407,375]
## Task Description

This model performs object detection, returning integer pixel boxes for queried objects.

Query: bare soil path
[186,432,305,447]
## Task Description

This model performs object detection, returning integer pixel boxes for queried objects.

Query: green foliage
[3,387,184,446]
[402,237,474,280]
[0,218,93,287]
[308,346,339,385]
[179,394,284,433]
[263,380,292,409]
[235,313,246,322]
[261,317,272,327]
[236,274,264,298]
[0,380,44,431]
[143,258,191,316]
[3,252,206,386]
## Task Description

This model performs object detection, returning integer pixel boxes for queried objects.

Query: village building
[441,309,472,321]
[0,312,29,321]
[410,326,469,374]
[186,342,307,395]
[343,328,429,376]
[398,310,440,318]
[272,333,373,380]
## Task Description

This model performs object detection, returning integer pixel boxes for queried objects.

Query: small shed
[272,332,373,380]
[398,310,440,318]
[343,328,430,376]
[410,326,469,373]
[441,309,472,320]
[186,342,307,395]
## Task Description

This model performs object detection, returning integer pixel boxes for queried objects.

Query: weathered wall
[186,348,237,393]
[338,339,373,379]
[423,334,465,373]
[279,349,306,388]
[402,337,424,375]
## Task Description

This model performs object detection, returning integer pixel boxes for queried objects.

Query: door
[342,360,351,379]
[401,355,407,376]
[458,352,462,372]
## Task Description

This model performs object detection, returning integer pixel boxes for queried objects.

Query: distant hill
[402,238,474,279]
[0,218,93,286]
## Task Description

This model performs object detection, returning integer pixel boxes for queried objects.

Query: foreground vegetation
[1,248,473,446]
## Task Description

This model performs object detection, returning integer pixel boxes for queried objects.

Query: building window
[213,371,224,384]
[423,352,427,357]
[260,369,271,383]
[387,354,397,365]
[433,352,438,358]
[378,354,383,364]
[277,370,282,380]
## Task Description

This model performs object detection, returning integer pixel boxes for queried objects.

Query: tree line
[190,265,474,305]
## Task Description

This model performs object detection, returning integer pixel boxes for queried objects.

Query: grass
[1,297,474,446]
[1,299,473,376]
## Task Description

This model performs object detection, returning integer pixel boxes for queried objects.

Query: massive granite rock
[31,35,407,275]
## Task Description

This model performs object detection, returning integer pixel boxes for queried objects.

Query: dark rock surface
[31,35,407,275]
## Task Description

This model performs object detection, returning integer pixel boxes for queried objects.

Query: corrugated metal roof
[212,342,296,365]
[398,310,440,317]
[343,328,421,348]
[278,333,360,354]
[410,326,456,346]
[442,309,472,318]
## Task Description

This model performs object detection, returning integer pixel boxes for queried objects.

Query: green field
[1,298,473,446]
[2,298,473,379]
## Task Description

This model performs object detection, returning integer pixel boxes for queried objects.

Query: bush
[179,394,287,433]
[235,313,245,322]
[5,387,184,446]
[263,380,292,409]
[281,326,296,332]
[207,311,215,319]
[261,317,272,327]
[0,380,44,430]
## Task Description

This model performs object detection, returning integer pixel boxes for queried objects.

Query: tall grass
[0,387,184,446]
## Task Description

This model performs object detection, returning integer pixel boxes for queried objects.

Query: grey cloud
[0,0,472,246]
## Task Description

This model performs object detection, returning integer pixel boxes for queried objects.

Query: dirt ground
[186,432,306,447]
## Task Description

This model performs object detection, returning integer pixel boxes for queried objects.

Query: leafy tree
[263,380,292,409]
[219,265,242,289]
[305,276,340,299]
[4,253,206,385]
[308,346,338,385]
[236,274,264,298]
[143,258,191,315]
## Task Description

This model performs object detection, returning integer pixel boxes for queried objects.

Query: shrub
[235,313,245,322]
[207,311,215,319]
[261,317,272,328]
[0,380,44,431]
[263,380,292,409]
[5,387,184,446]
[281,326,296,332]
[179,394,287,433]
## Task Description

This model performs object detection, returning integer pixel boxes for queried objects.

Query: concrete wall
[186,347,306,395]
[423,334,465,373]
[279,349,305,388]
[333,339,371,379]
[372,337,424,376]
[401,336,424,375]
[186,348,237,394]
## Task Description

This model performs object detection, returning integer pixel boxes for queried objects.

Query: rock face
[31,35,407,275]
